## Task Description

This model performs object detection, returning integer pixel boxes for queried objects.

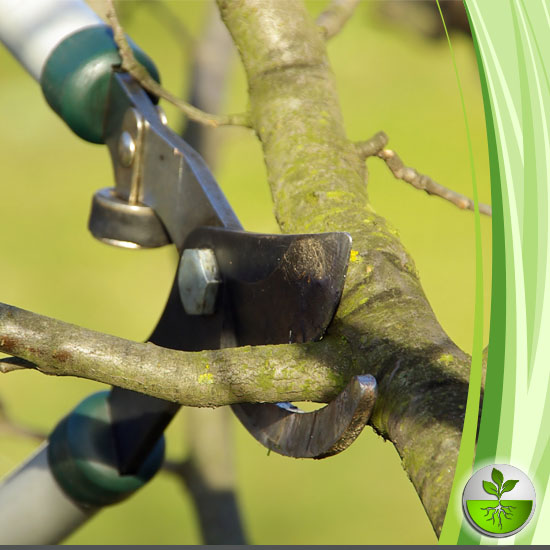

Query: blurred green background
[0,1,491,544]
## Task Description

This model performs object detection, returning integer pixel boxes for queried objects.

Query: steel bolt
[178,249,221,315]
[118,131,136,167]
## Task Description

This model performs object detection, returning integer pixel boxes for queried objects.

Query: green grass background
[0,1,491,544]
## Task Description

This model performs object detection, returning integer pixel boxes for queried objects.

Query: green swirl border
[439,0,550,545]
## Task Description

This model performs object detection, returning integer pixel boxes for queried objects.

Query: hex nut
[178,249,221,315]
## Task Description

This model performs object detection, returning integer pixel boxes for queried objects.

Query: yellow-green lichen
[326,190,355,201]
[198,372,214,384]
[256,371,275,392]
[438,354,455,366]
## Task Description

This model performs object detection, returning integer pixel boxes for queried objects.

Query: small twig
[0,356,37,373]
[378,148,492,215]
[104,0,251,128]
[356,134,492,216]
[316,0,360,39]
[355,131,389,158]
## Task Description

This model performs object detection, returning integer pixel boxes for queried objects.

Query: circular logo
[462,464,536,537]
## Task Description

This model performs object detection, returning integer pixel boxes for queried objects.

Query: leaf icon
[491,468,504,489]
[501,479,519,494]
[483,480,499,496]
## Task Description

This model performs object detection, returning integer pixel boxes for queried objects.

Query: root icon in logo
[462,464,536,537]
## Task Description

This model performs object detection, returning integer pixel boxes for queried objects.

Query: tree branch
[104,0,251,128]
[377,148,492,216]
[180,2,236,165]
[355,133,492,216]
[216,0,476,535]
[354,131,389,157]
[316,0,360,39]
[0,356,36,373]
[0,302,353,406]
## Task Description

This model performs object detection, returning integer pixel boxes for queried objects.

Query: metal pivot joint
[89,103,170,249]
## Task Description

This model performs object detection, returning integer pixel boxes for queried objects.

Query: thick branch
[217,0,475,535]
[0,303,353,407]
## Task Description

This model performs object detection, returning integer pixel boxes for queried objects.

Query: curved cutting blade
[232,375,377,458]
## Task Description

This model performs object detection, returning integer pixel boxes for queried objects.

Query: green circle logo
[462,464,536,537]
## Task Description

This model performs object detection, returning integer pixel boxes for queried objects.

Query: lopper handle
[0,443,96,545]
[0,0,102,80]
[0,392,165,544]
[0,0,159,143]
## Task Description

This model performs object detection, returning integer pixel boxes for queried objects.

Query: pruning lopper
[0,0,377,544]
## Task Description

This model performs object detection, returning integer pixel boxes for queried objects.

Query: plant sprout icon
[481,467,519,529]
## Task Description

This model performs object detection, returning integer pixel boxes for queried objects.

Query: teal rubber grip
[40,25,160,144]
[48,391,165,507]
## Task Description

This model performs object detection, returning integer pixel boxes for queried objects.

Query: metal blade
[232,375,377,458]
[184,227,353,345]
